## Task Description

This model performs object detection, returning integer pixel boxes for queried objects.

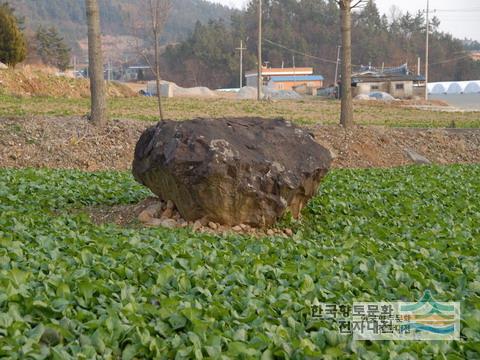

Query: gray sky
[209,0,480,41]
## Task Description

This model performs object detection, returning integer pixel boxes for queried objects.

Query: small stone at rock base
[145,218,177,229]
[161,208,173,219]
[166,200,175,210]
[232,225,242,232]
[284,228,293,236]
[240,224,248,230]
[138,210,153,224]
[192,221,202,232]
[144,218,163,227]
[138,203,162,223]
[267,229,275,236]
[208,222,218,230]
[178,220,188,228]
[160,219,178,229]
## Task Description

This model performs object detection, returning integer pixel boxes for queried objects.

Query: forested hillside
[12,0,233,50]
[164,0,480,88]
[10,0,480,87]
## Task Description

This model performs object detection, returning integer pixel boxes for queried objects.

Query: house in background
[351,64,426,99]
[245,67,324,92]
[470,51,480,62]
[123,65,151,81]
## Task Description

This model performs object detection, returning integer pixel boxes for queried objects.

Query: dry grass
[0,65,134,98]
[1,66,478,128]
[0,94,479,128]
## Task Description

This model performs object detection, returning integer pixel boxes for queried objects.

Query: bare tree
[336,0,366,128]
[134,0,171,122]
[86,0,107,126]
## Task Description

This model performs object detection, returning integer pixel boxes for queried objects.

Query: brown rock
[138,203,163,223]
[178,220,188,228]
[132,118,332,227]
[166,200,175,210]
[160,219,177,229]
[232,225,242,232]
[192,220,202,232]
[138,210,153,224]
[284,228,293,237]
[144,218,163,227]
[208,222,218,230]
[267,229,275,236]
[161,208,173,219]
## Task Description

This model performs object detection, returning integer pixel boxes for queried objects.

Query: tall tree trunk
[340,1,353,128]
[153,26,164,121]
[86,0,107,126]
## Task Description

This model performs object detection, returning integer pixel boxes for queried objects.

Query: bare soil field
[1,116,480,171]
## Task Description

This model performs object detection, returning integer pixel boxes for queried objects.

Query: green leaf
[169,314,187,330]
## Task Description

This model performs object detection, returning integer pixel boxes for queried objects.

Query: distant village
[65,48,480,101]
[69,61,428,101]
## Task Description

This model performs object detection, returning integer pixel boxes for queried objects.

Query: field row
[0,166,479,358]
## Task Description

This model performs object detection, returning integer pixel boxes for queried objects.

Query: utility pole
[334,45,341,84]
[108,58,112,82]
[257,0,262,101]
[236,40,246,88]
[293,55,296,87]
[425,0,430,101]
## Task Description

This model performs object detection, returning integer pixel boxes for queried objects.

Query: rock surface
[132,118,332,226]
[405,148,432,165]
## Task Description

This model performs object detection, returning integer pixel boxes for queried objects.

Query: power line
[264,38,471,70]
[430,54,471,66]
[264,38,409,70]
[264,38,339,65]
[434,8,480,13]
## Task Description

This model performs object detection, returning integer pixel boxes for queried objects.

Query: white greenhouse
[428,81,480,94]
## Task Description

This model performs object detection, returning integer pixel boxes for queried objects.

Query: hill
[12,0,234,52]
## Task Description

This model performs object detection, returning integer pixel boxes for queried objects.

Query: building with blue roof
[245,67,324,93]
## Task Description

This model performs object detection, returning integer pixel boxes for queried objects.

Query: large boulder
[132,118,332,227]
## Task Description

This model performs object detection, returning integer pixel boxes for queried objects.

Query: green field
[1,166,479,358]
[1,93,480,128]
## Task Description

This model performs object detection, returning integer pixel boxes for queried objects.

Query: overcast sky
[210,0,480,41]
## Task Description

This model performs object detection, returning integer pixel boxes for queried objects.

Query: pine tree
[0,6,26,67]
[36,26,71,71]
[0,2,25,30]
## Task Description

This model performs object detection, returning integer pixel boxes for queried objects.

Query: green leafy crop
[0,166,479,359]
